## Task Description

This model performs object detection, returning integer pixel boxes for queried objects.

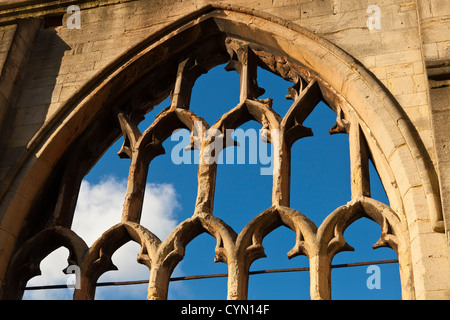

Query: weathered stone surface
[0,0,448,300]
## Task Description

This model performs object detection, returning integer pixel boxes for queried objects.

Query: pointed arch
[2,227,88,299]
[314,197,413,299]
[74,222,160,300]
[0,4,441,300]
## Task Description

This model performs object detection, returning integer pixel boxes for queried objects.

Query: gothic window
[16,37,407,300]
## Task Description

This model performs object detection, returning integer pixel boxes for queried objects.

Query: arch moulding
[0,4,446,300]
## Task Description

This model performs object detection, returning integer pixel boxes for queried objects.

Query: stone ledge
[0,0,137,25]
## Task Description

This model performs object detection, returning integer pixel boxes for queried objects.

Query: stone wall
[0,0,448,299]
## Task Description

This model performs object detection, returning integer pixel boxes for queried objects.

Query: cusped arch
[0,4,440,299]
[117,106,212,223]
[2,226,88,299]
[75,222,161,300]
[235,206,317,265]
[315,197,413,299]
[140,214,238,300]
[222,205,317,299]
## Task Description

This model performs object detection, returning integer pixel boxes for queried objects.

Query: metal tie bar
[24,259,398,291]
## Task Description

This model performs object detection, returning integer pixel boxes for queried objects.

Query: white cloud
[71,177,127,246]
[140,182,181,241]
[23,176,182,300]
[22,247,74,300]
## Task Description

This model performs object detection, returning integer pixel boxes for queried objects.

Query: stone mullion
[50,151,89,228]
[147,264,172,300]
[238,48,256,103]
[226,258,249,300]
[116,112,146,224]
[348,117,371,199]
[276,80,319,207]
[309,253,332,300]
[171,57,198,110]
[121,150,150,224]
[272,135,291,207]
[194,137,217,216]
[224,42,264,104]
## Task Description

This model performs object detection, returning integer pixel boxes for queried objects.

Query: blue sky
[23,63,401,300]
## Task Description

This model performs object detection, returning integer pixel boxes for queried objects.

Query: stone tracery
[1,5,434,300]
[5,35,411,300]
